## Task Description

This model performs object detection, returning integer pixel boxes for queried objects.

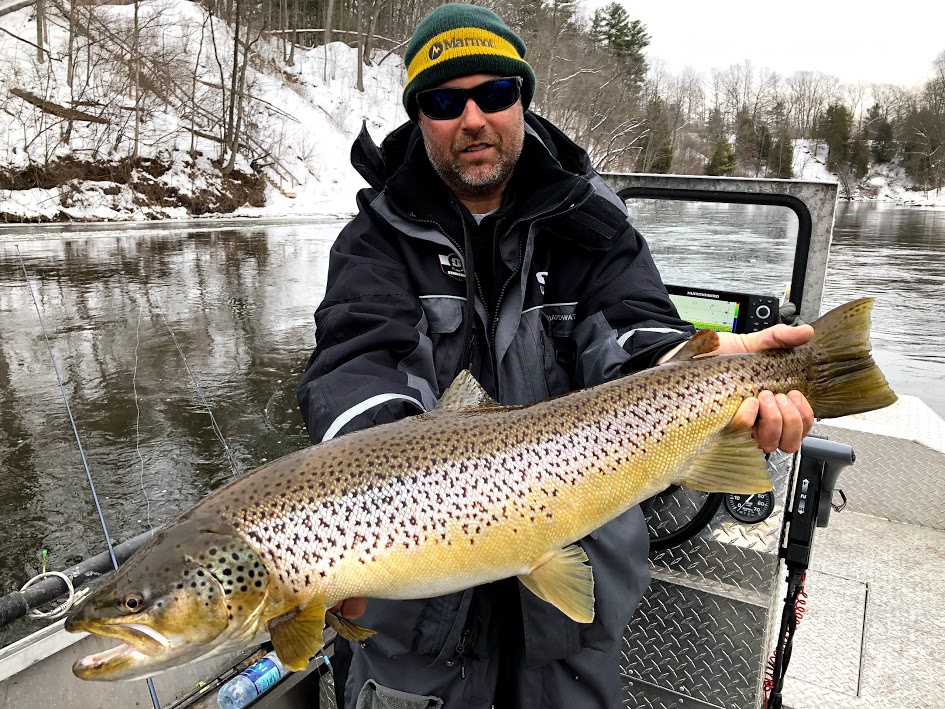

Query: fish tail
[805,298,897,418]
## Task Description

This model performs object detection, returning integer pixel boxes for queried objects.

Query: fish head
[65,520,272,681]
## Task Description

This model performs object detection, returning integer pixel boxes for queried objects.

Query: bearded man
[298,4,814,707]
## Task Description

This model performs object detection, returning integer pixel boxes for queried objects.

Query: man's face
[418,73,525,204]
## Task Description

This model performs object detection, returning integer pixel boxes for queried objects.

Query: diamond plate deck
[782,512,945,709]
[827,431,945,528]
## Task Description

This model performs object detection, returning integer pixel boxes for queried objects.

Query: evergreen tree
[871,117,896,163]
[704,106,725,143]
[849,133,870,178]
[865,104,896,163]
[768,129,795,179]
[623,20,650,89]
[820,103,853,171]
[591,3,650,90]
[635,96,673,173]
[757,124,773,163]
[705,138,737,176]
[734,109,760,174]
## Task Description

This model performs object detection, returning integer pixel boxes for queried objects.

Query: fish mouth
[72,623,170,679]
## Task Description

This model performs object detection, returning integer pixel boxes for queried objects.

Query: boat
[1,174,941,709]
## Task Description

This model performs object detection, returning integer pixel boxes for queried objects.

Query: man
[298,4,814,707]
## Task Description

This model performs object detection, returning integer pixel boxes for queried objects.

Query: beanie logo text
[407,28,522,84]
[428,36,496,61]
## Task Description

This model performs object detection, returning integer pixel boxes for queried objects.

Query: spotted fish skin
[207,345,797,604]
[66,298,896,680]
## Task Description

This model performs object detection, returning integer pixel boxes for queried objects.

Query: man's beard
[424,116,525,201]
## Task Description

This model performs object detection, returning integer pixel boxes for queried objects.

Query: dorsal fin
[666,330,720,363]
[434,370,499,411]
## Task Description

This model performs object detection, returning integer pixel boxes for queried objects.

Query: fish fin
[518,544,595,623]
[666,330,720,362]
[806,298,897,418]
[268,599,327,672]
[678,425,773,494]
[325,610,377,643]
[434,370,500,411]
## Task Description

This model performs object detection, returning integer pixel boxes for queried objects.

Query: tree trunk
[323,0,334,83]
[35,0,45,63]
[66,0,75,86]
[356,0,364,91]
[131,0,140,162]
[287,0,296,66]
[223,22,260,175]
[226,0,242,146]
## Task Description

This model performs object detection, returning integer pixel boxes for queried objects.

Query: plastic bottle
[216,650,289,709]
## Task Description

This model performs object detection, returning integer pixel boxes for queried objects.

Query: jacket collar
[350,113,595,238]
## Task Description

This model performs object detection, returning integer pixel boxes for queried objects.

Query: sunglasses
[416,76,523,120]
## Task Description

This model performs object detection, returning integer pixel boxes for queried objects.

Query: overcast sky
[587,2,944,87]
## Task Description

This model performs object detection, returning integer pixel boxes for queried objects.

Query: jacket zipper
[388,182,594,395]
[487,183,593,393]
[445,628,472,679]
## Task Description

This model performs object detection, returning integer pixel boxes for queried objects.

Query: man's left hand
[703,324,816,453]
[715,324,815,453]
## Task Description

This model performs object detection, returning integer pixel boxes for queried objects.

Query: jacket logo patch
[536,271,548,295]
[439,253,465,281]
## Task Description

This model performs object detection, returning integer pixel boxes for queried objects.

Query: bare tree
[786,70,839,136]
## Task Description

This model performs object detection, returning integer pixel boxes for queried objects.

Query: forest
[2,0,943,211]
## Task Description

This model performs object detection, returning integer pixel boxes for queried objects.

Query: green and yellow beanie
[402,3,536,121]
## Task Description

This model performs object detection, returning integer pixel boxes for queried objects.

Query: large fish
[65,298,896,680]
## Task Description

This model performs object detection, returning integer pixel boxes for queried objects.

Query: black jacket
[297,113,694,698]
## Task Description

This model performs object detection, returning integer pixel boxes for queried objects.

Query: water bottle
[216,650,289,709]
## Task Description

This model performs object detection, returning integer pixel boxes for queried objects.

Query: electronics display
[666,285,779,334]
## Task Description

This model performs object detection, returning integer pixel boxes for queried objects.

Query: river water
[0,202,942,645]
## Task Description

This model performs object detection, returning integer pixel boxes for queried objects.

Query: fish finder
[666,285,779,334]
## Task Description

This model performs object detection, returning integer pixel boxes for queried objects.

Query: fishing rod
[150,290,243,478]
[15,245,163,709]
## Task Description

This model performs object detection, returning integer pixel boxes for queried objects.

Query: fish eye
[121,593,145,613]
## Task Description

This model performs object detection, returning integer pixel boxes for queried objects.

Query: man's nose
[459,97,488,130]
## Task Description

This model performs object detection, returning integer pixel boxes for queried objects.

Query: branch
[0,25,58,60]
[9,88,108,123]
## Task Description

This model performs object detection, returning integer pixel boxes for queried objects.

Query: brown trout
[65,298,896,680]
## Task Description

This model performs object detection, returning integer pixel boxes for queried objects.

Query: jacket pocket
[535,305,577,396]
[419,297,466,391]
[354,679,443,709]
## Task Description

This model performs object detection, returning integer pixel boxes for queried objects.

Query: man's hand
[660,323,816,454]
[717,324,815,454]
[329,597,368,620]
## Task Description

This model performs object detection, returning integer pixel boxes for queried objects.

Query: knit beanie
[402,3,536,121]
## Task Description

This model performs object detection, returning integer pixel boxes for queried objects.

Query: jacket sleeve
[570,196,695,388]
[297,193,439,443]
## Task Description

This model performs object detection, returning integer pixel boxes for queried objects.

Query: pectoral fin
[678,424,773,494]
[518,544,595,623]
[268,599,327,672]
[665,330,720,362]
[325,610,377,643]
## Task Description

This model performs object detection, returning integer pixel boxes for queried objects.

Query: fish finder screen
[669,293,740,333]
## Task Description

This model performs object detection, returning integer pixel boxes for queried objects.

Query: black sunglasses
[416,76,523,120]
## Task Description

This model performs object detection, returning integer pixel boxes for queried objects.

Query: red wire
[764,575,808,708]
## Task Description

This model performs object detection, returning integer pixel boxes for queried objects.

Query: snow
[0,1,409,221]
[792,139,945,205]
[0,0,942,222]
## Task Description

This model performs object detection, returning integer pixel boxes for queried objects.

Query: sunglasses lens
[417,78,521,120]
[473,78,520,112]
[417,88,467,120]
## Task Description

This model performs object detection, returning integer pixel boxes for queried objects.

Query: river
[0,202,942,645]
